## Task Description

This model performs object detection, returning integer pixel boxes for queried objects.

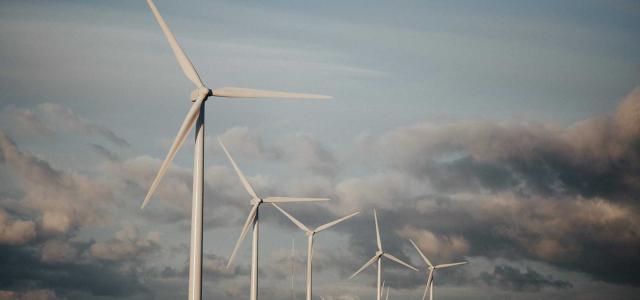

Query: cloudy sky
[1,0,640,299]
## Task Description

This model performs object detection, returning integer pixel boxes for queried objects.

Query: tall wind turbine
[350,209,418,300]
[220,139,329,300]
[272,204,359,300]
[141,0,330,300]
[139,1,330,300]
[410,239,467,300]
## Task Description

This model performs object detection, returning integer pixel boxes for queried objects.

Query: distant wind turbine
[350,209,418,300]
[384,284,390,300]
[410,239,467,300]
[290,238,295,300]
[138,1,330,300]
[220,139,329,300]
[380,280,390,300]
[272,204,359,300]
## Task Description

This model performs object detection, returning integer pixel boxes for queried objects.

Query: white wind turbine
[138,1,330,300]
[383,284,390,300]
[272,203,359,300]
[220,139,329,300]
[380,280,389,300]
[350,209,418,300]
[409,239,467,300]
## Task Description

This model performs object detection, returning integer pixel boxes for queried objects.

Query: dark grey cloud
[479,265,572,292]
[3,84,640,299]
[0,245,148,298]
[320,87,640,288]
[0,130,111,235]
[373,87,640,202]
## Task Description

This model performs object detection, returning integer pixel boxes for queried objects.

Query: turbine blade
[409,239,433,267]
[374,209,382,251]
[349,254,379,279]
[212,87,331,100]
[435,261,467,269]
[383,253,418,271]
[380,280,385,299]
[271,203,311,233]
[218,138,258,199]
[146,0,204,88]
[264,197,330,203]
[315,211,359,233]
[140,98,203,209]
[227,204,258,268]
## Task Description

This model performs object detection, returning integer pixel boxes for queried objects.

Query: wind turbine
[138,1,330,300]
[290,238,295,300]
[409,239,467,300]
[350,209,418,300]
[380,280,391,300]
[272,203,359,300]
[220,139,329,300]
[384,284,390,300]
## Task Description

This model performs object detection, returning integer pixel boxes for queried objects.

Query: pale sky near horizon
[1,1,639,299]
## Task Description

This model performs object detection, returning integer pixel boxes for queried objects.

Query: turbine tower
[139,1,330,300]
[350,209,418,300]
[272,204,359,300]
[409,239,467,300]
[220,139,329,300]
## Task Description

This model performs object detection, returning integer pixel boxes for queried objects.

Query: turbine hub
[376,250,383,256]
[191,87,212,102]
[249,198,263,205]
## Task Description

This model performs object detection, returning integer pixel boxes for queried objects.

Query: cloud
[217,127,340,177]
[0,130,112,235]
[397,226,470,262]
[218,127,269,160]
[371,87,640,201]
[89,226,160,262]
[89,143,120,161]
[0,208,36,246]
[479,265,573,292]
[332,87,640,286]
[1,105,52,136]
[1,103,129,147]
[0,289,58,300]
[40,240,78,263]
[37,103,129,147]
[0,245,148,298]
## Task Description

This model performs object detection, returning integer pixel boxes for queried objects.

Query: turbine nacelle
[249,198,263,205]
[191,87,212,102]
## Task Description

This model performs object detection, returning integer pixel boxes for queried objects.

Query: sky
[1,0,640,299]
